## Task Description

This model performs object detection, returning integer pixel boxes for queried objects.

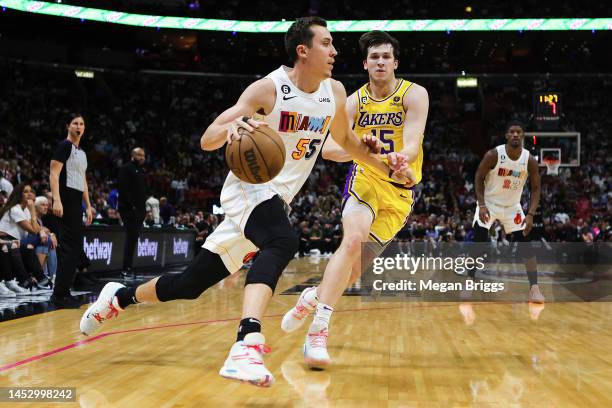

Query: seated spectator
[34,196,58,282]
[298,222,310,257]
[321,222,334,255]
[309,222,323,253]
[0,183,47,293]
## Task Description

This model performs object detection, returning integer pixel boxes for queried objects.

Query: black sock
[237,317,261,342]
[115,287,139,309]
[527,270,538,286]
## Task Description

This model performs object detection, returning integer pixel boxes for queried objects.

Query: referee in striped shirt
[49,114,94,308]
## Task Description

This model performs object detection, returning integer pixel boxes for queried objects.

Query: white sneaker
[281,287,318,333]
[303,327,331,368]
[0,281,16,297]
[219,332,274,387]
[79,282,125,336]
[5,279,30,295]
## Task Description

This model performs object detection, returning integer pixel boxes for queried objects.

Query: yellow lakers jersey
[353,79,423,184]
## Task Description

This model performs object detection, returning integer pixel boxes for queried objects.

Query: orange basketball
[225,125,286,184]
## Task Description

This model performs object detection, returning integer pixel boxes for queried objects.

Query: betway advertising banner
[83,227,195,272]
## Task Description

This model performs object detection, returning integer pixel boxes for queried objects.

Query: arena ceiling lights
[2,0,611,32]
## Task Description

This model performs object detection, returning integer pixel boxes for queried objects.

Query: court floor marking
[0,302,518,373]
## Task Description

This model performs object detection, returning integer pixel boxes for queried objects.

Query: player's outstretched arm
[200,78,275,151]
[322,92,360,162]
[328,80,396,178]
[401,83,429,163]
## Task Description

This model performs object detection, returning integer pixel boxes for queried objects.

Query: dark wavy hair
[359,30,400,60]
[285,16,328,63]
[0,183,28,221]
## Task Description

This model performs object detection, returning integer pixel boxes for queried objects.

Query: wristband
[479,204,487,208]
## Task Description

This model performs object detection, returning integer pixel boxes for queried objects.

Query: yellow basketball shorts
[342,164,414,245]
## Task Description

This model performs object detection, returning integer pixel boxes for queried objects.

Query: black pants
[0,241,28,284]
[121,209,144,270]
[54,190,84,297]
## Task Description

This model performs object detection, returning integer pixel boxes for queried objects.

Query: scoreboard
[534,92,562,129]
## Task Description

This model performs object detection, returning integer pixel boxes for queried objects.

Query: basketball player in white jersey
[468,122,544,303]
[78,17,413,388]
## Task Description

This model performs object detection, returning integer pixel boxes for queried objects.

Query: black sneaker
[81,273,101,285]
[73,273,98,290]
[51,294,82,309]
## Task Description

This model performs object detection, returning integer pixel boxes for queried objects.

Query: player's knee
[155,249,229,302]
[265,232,299,261]
[342,229,368,254]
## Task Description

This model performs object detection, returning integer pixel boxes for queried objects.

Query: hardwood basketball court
[1,257,611,407]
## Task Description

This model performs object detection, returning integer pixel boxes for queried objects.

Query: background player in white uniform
[470,122,544,303]
[78,17,413,388]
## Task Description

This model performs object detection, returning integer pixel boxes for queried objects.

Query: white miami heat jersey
[483,145,530,207]
[220,66,336,217]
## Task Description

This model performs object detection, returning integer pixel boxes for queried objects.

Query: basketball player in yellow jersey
[281,31,429,368]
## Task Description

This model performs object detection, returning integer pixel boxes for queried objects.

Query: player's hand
[85,207,94,226]
[226,116,268,145]
[478,205,490,224]
[362,133,381,154]
[386,152,408,171]
[52,200,64,218]
[390,164,417,187]
[522,214,534,237]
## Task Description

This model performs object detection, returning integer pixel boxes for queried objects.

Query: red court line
[0,302,515,373]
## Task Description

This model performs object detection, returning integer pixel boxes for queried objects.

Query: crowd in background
[0,60,610,277]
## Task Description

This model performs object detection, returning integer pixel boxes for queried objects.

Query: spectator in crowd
[159,196,175,225]
[146,195,161,224]
[0,183,46,294]
[0,172,13,196]
[34,196,58,283]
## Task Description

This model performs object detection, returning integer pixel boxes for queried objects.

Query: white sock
[310,302,333,332]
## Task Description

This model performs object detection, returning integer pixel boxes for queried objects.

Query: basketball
[225,125,285,184]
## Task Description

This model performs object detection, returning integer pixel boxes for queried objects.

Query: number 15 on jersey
[371,129,395,154]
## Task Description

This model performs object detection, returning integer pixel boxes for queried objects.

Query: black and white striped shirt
[52,139,87,193]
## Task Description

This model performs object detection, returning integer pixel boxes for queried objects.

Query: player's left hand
[386,152,408,171]
[85,207,94,226]
[390,163,417,187]
[522,214,534,237]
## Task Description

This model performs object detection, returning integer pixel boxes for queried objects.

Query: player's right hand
[478,205,490,224]
[226,116,268,145]
[53,200,64,218]
[362,133,381,154]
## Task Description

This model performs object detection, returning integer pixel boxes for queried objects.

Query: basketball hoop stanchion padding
[544,159,560,175]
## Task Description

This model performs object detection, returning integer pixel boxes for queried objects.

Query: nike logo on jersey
[400,194,408,198]
[283,95,297,101]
